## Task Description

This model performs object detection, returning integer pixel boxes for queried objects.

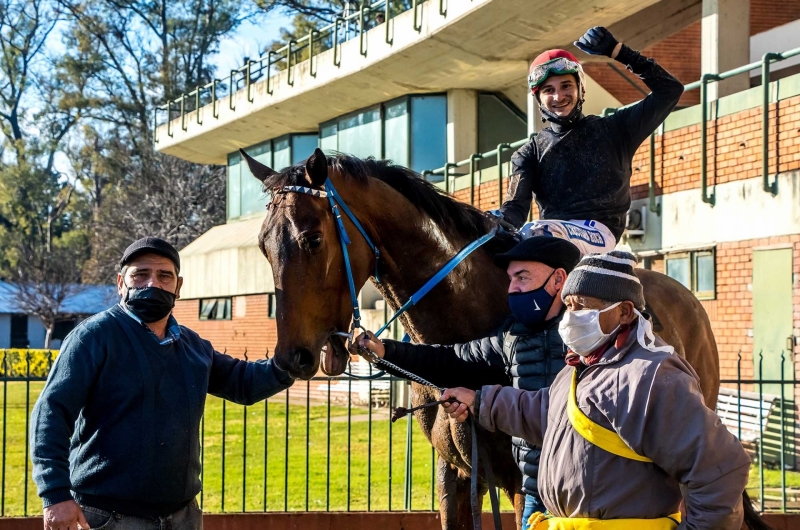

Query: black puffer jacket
[381,310,567,497]
[499,45,684,239]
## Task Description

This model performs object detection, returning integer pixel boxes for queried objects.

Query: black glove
[574,26,618,57]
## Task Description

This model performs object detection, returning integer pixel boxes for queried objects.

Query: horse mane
[264,153,499,243]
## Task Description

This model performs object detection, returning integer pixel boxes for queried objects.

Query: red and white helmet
[528,49,586,98]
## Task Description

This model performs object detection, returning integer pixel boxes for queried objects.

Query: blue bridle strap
[325,179,381,282]
[375,226,499,337]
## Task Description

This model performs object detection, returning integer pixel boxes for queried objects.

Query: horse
[241,147,757,529]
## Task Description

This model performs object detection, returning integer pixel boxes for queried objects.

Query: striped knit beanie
[561,251,645,310]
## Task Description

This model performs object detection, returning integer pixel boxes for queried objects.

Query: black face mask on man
[124,285,177,323]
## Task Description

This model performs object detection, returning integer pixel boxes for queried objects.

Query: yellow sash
[533,371,675,529]
[528,512,681,530]
[567,369,652,463]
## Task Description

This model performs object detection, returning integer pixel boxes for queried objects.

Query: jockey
[494,27,684,255]
[441,251,750,530]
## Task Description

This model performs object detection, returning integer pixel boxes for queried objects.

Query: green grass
[0,381,514,516]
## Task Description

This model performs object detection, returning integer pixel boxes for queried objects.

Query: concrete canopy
[155,0,695,165]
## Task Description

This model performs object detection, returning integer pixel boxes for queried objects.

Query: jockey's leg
[520,219,616,255]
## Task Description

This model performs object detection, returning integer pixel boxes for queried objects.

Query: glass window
[227,153,241,220]
[338,107,382,158]
[695,251,715,296]
[666,256,691,290]
[268,293,277,319]
[292,134,319,164]
[199,298,232,320]
[320,122,338,154]
[478,93,526,153]
[410,95,447,174]
[478,93,527,170]
[240,142,270,216]
[384,99,409,167]
[273,137,291,171]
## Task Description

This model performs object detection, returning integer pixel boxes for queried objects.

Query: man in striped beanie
[440,250,750,529]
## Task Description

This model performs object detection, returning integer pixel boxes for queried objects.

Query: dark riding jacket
[499,45,684,240]
[381,308,568,497]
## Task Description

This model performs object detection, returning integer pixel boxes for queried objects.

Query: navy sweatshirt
[499,45,684,238]
[30,305,293,516]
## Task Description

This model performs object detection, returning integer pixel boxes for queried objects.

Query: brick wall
[173,294,278,359]
[751,0,800,34]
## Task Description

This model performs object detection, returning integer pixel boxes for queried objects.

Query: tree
[0,0,91,345]
[56,0,243,281]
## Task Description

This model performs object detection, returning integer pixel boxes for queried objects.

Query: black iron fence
[0,349,797,515]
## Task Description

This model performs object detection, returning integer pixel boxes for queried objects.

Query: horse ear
[305,148,328,187]
[239,149,277,183]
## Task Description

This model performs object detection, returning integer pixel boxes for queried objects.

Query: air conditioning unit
[625,206,647,237]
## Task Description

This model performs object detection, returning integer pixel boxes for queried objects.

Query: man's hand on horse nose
[440,388,476,423]
[353,330,385,358]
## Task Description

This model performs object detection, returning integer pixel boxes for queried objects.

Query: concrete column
[446,89,477,163]
[701,0,750,100]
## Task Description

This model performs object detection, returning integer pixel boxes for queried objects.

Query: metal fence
[0,349,798,514]
[0,349,450,516]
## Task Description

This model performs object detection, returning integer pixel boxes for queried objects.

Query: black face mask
[124,286,176,323]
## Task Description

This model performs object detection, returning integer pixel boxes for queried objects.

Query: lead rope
[357,347,503,530]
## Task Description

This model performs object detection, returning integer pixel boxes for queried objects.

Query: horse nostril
[294,348,314,370]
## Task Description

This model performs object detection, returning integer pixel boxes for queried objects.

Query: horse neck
[355,180,510,344]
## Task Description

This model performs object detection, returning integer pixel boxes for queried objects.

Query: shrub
[0,349,58,378]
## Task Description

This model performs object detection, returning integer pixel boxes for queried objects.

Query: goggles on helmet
[528,57,581,90]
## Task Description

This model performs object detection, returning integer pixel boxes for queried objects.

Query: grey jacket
[478,318,750,530]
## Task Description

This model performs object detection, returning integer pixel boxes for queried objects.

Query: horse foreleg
[437,454,484,530]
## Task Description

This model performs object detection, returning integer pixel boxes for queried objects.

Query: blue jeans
[521,493,546,530]
[80,500,202,530]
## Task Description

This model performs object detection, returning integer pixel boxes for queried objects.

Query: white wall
[750,19,800,76]
[27,317,47,349]
[627,172,800,253]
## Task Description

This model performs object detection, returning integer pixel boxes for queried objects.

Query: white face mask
[558,302,621,356]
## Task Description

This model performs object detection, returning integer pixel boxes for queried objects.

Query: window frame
[693,250,716,300]
[268,293,277,319]
[199,297,233,321]
[664,248,716,301]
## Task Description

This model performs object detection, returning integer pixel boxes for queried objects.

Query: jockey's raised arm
[498,27,684,255]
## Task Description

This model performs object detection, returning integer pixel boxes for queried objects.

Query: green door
[752,248,795,468]
[753,248,794,397]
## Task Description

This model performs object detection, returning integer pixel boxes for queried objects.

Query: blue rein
[279,177,500,347]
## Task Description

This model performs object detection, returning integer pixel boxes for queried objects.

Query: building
[0,282,117,349]
[155,0,800,402]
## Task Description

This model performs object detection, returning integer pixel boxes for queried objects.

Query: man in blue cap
[355,236,581,528]
[31,237,294,530]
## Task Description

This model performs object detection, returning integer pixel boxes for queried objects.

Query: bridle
[275,178,380,341]
[275,177,502,345]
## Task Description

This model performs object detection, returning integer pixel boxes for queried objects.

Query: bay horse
[243,148,728,529]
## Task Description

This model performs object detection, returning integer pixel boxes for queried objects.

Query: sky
[211,13,294,74]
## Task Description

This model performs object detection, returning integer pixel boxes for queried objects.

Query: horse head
[242,148,376,379]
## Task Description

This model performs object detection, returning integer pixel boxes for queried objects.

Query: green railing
[423,46,800,212]
[153,0,446,143]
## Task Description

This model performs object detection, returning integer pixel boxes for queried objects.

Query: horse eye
[302,233,322,251]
